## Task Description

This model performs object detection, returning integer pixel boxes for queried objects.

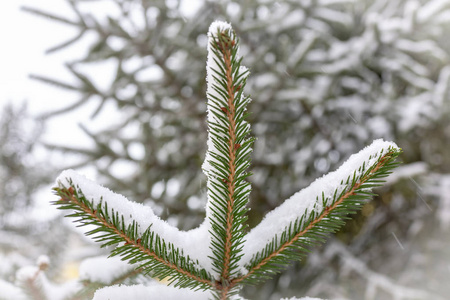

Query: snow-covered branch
[51,20,401,300]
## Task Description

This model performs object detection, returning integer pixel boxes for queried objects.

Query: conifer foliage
[53,21,401,300]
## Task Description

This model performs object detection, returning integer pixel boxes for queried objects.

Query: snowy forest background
[1,0,449,299]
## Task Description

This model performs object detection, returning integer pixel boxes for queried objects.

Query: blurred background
[1,0,449,299]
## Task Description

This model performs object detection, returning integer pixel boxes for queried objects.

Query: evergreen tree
[18,0,450,298]
[48,21,401,300]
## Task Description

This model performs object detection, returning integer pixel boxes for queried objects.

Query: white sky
[1,1,77,112]
[0,0,203,147]
[0,0,150,158]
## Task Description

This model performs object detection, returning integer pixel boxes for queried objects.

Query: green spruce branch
[203,24,254,299]
[238,150,399,286]
[53,21,401,300]
[54,185,214,291]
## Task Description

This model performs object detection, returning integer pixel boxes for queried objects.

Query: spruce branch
[235,146,401,285]
[53,181,215,291]
[202,21,254,297]
[52,20,402,300]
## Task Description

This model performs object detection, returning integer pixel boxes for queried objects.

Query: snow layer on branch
[92,283,212,300]
[202,20,233,177]
[205,20,232,100]
[202,20,252,276]
[15,265,80,300]
[56,170,212,273]
[37,255,50,267]
[240,139,399,267]
[203,20,251,177]
[16,265,39,282]
[79,255,135,284]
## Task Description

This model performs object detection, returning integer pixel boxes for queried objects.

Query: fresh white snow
[79,255,136,284]
[15,265,39,282]
[37,255,50,269]
[57,137,398,281]
[0,279,27,300]
[15,264,80,300]
[202,20,234,179]
[56,170,213,274]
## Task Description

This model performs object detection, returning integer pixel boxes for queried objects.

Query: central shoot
[203,21,254,296]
